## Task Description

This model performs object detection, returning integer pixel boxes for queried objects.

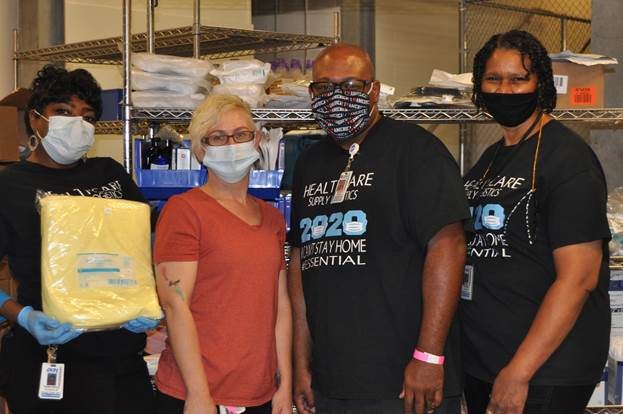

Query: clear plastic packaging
[210,59,271,85]
[608,187,623,256]
[132,52,214,78]
[211,83,267,108]
[132,91,206,109]
[39,195,163,330]
[132,69,212,95]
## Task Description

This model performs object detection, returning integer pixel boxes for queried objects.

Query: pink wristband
[413,349,445,365]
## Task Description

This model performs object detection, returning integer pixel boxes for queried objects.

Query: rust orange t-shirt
[153,188,286,406]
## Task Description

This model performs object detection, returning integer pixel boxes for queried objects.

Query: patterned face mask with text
[311,86,371,142]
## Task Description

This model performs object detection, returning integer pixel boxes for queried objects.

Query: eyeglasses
[201,130,255,147]
[309,79,372,97]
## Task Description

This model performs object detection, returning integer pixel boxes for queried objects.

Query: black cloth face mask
[481,92,538,127]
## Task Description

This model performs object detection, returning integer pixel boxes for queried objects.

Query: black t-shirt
[287,117,471,399]
[461,119,611,386]
[0,157,148,357]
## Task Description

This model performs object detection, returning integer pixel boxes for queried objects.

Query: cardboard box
[552,61,604,109]
[174,148,191,170]
[0,88,31,162]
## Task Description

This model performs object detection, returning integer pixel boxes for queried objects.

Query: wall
[0,0,18,99]
[64,0,252,162]
[375,0,460,158]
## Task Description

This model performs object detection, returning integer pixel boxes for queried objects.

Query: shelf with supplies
[133,139,284,201]
[15,26,333,64]
[612,256,623,270]
[94,107,623,135]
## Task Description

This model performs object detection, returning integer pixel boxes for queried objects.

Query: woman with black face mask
[461,30,611,414]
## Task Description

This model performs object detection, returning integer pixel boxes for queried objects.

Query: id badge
[461,265,474,301]
[219,407,246,414]
[38,362,64,400]
[330,170,353,204]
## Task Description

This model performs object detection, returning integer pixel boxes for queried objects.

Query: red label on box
[571,86,596,106]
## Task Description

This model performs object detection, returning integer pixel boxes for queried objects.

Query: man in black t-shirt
[287,43,471,414]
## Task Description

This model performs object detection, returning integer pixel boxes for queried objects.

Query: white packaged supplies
[280,80,311,97]
[132,53,215,78]
[210,59,271,85]
[212,83,267,108]
[611,337,623,361]
[132,69,212,95]
[220,58,267,72]
[265,94,311,109]
[132,91,206,109]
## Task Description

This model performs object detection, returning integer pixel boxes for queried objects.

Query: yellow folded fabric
[40,195,162,330]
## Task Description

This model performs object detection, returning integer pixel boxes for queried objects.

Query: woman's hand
[183,393,217,414]
[486,365,529,414]
[272,383,293,414]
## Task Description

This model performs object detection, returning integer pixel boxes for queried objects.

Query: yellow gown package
[40,195,163,330]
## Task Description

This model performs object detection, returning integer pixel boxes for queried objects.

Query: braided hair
[472,30,556,113]
[25,64,103,135]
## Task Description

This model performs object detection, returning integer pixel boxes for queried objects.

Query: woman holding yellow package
[0,65,159,414]
[153,94,292,414]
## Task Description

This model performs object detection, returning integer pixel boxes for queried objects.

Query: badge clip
[38,345,64,400]
[331,143,359,204]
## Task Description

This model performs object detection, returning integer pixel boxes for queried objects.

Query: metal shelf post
[123,0,132,174]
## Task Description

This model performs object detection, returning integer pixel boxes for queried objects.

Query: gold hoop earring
[27,134,40,152]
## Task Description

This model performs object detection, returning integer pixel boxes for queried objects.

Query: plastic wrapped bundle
[210,59,271,85]
[40,195,163,330]
[132,69,212,95]
[211,83,266,108]
[132,91,206,109]
[132,53,214,78]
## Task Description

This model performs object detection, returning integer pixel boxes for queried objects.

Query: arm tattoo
[162,268,186,302]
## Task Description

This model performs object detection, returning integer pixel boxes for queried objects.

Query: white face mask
[35,112,95,165]
[202,141,260,183]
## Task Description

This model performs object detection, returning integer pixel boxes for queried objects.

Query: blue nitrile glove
[17,306,83,345]
[121,316,161,334]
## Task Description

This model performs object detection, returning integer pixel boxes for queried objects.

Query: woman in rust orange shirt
[153,95,292,414]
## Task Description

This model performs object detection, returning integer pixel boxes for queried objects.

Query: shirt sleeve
[545,168,611,249]
[153,196,201,263]
[405,152,472,248]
